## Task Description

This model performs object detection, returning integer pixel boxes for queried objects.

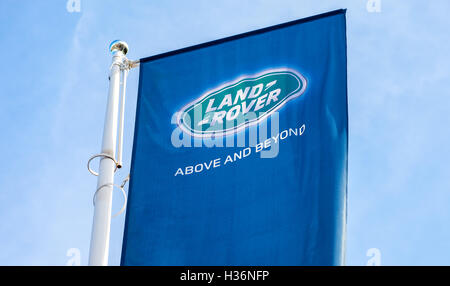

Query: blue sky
[0,0,449,265]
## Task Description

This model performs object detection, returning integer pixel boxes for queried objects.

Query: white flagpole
[88,40,129,266]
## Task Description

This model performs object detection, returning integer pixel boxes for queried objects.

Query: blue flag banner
[121,9,348,266]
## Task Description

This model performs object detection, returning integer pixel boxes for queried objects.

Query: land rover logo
[176,68,307,137]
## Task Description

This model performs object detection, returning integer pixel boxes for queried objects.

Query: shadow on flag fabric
[121,9,348,266]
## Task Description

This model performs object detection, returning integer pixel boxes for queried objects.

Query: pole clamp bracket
[87,153,119,176]
[93,174,129,218]
[110,58,139,73]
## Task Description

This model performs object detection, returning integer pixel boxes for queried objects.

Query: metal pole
[88,40,129,266]
[116,68,128,169]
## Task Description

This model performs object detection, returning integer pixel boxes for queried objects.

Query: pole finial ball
[109,40,129,55]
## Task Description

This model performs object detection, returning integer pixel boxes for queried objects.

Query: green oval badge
[177,68,307,137]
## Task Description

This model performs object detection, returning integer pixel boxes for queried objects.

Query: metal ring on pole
[87,153,119,176]
[93,182,128,218]
[109,61,127,72]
